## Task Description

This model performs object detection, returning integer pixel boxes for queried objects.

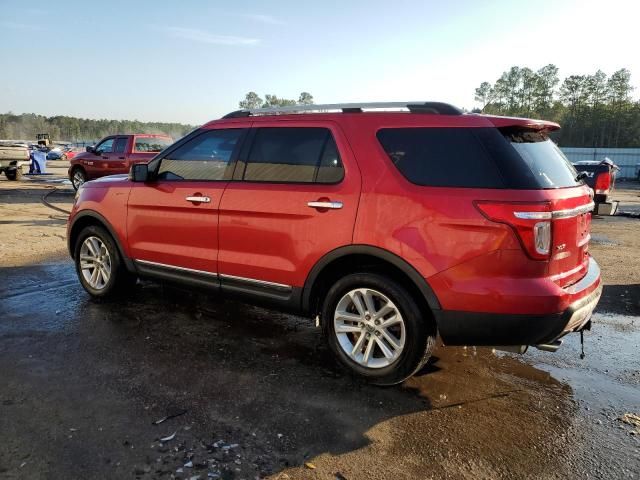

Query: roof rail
[222,101,463,119]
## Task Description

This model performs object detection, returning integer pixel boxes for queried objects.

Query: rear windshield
[134,136,173,153]
[505,129,579,188]
[377,127,580,189]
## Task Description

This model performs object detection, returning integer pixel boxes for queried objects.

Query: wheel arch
[302,245,441,318]
[68,210,135,272]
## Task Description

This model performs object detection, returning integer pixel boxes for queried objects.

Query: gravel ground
[0,168,638,479]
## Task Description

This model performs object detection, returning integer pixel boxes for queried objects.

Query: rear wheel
[70,167,86,190]
[74,225,136,298]
[5,167,22,181]
[323,273,436,385]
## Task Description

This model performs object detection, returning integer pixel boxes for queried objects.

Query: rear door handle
[307,200,343,209]
[186,196,211,203]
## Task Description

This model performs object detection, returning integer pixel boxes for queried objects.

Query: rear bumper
[594,200,618,216]
[436,257,602,346]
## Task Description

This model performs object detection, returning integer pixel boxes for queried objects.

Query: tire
[70,167,87,190]
[322,273,437,385]
[74,225,136,298]
[4,167,22,181]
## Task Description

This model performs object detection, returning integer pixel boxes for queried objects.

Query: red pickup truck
[68,134,173,190]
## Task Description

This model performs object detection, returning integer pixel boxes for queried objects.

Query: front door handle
[186,196,211,203]
[307,200,343,209]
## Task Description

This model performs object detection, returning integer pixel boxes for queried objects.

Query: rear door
[127,127,247,277]
[217,122,361,296]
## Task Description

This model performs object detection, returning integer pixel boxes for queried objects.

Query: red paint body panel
[67,175,132,256]
[126,181,226,273]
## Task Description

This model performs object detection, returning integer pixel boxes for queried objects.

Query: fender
[67,210,136,272]
[302,244,441,313]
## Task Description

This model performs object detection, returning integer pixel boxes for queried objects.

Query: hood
[73,151,94,162]
[84,174,129,187]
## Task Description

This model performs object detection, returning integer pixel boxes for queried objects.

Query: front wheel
[5,167,23,181]
[74,225,136,298]
[70,167,87,190]
[322,273,437,385]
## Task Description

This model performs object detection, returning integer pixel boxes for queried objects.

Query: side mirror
[86,146,95,153]
[130,163,149,182]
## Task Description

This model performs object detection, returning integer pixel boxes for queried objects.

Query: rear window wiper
[575,171,589,182]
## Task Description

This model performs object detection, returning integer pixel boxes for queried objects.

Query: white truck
[0,143,31,180]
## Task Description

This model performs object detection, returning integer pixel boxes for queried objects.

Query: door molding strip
[134,259,293,292]
[135,259,218,277]
[219,273,292,292]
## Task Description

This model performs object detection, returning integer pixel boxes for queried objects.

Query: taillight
[475,201,552,260]
[594,172,611,194]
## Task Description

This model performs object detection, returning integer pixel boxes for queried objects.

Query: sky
[1,0,638,125]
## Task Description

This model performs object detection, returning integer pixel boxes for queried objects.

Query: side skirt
[133,260,303,313]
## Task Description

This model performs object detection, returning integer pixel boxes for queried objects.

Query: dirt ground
[0,167,638,479]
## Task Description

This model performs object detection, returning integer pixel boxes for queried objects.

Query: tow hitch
[579,319,592,360]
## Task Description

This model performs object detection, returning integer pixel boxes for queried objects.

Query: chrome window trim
[135,259,218,277]
[552,202,595,219]
[219,273,292,292]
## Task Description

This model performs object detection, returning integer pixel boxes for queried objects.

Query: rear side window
[378,127,580,189]
[135,137,173,153]
[157,129,244,181]
[243,127,344,183]
[113,137,128,154]
[377,128,505,188]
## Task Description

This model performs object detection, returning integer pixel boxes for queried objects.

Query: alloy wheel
[79,236,112,290]
[72,170,85,189]
[333,288,406,369]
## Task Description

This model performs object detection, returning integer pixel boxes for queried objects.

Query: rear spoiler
[482,115,560,132]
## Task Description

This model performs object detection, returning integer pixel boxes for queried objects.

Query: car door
[127,127,248,280]
[83,136,115,178]
[218,121,361,298]
[107,136,129,174]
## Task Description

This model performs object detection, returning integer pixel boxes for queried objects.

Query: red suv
[67,102,601,385]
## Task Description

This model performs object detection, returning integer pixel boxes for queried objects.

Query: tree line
[474,66,640,147]
[0,113,195,143]
[239,92,314,109]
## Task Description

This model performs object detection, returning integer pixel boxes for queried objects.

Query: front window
[157,129,244,181]
[96,138,114,154]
